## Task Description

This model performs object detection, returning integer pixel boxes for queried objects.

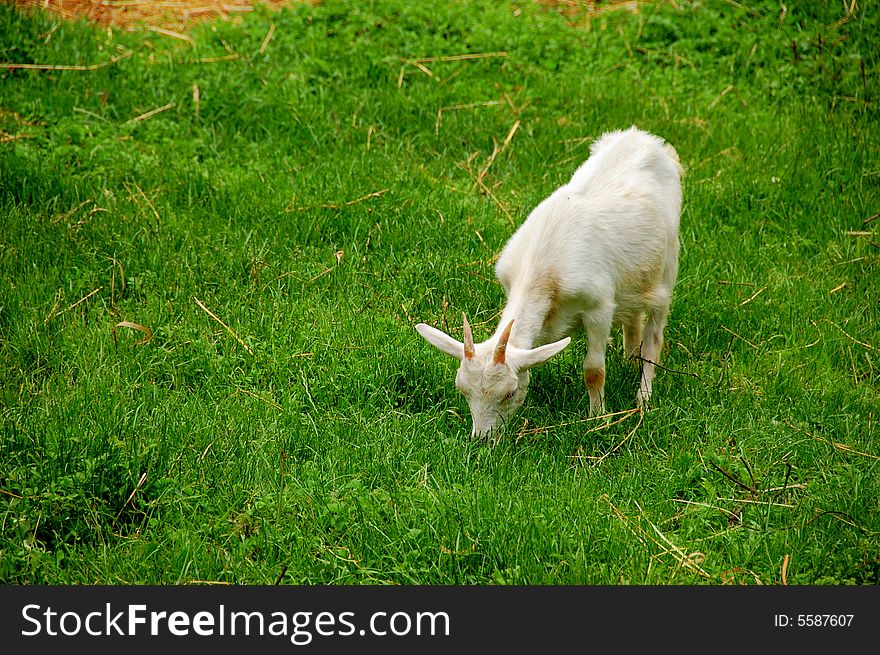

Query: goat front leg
[582,307,613,417]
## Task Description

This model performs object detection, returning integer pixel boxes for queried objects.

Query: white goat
[417,126,683,439]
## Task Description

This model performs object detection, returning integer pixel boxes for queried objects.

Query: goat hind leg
[636,305,669,410]
[622,312,645,361]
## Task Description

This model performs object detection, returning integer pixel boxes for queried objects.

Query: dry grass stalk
[720,566,764,585]
[258,22,276,54]
[719,497,795,508]
[307,250,344,283]
[0,49,132,70]
[44,288,63,323]
[398,51,509,85]
[125,101,176,125]
[411,51,508,64]
[293,188,389,211]
[234,387,284,411]
[50,286,102,320]
[125,181,162,236]
[114,320,153,345]
[575,408,644,466]
[0,130,30,143]
[434,100,502,134]
[720,324,760,351]
[784,419,879,461]
[526,407,637,439]
[456,155,516,225]
[148,25,195,43]
[636,500,711,578]
[815,437,879,461]
[671,498,742,522]
[195,53,239,63]
[194,296,255,355]
[114,472,147,522]
[739,284,767,305]
[710,84,748,110]
[605,496,711,579]
[820,318,877,351]
[479,119,521,182]
[187,580,233,585]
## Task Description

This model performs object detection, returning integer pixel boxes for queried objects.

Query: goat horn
[493,319,515,365]
[462,313,475,360]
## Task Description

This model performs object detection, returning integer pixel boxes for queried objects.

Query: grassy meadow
[0,0,878,584]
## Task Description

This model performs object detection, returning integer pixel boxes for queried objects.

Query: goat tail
[664,142,685,178]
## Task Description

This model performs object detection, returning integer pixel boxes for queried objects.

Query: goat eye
[503,391,515,402]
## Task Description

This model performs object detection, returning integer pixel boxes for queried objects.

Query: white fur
[417,126,682,439]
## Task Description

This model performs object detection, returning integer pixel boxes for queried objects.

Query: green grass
[0,0,877,585]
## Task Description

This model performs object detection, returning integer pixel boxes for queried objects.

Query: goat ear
[415,323,465,361]
[514,336,571,370]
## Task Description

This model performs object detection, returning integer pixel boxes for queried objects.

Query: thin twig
[709,460,756,495]
[632,355,703,380]
[194,297,254,355]
[781,554,790,585]
[274,564,289,585]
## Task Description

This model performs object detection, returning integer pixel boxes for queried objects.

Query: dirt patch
[8,1,638,30]
[9,1,304,30]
